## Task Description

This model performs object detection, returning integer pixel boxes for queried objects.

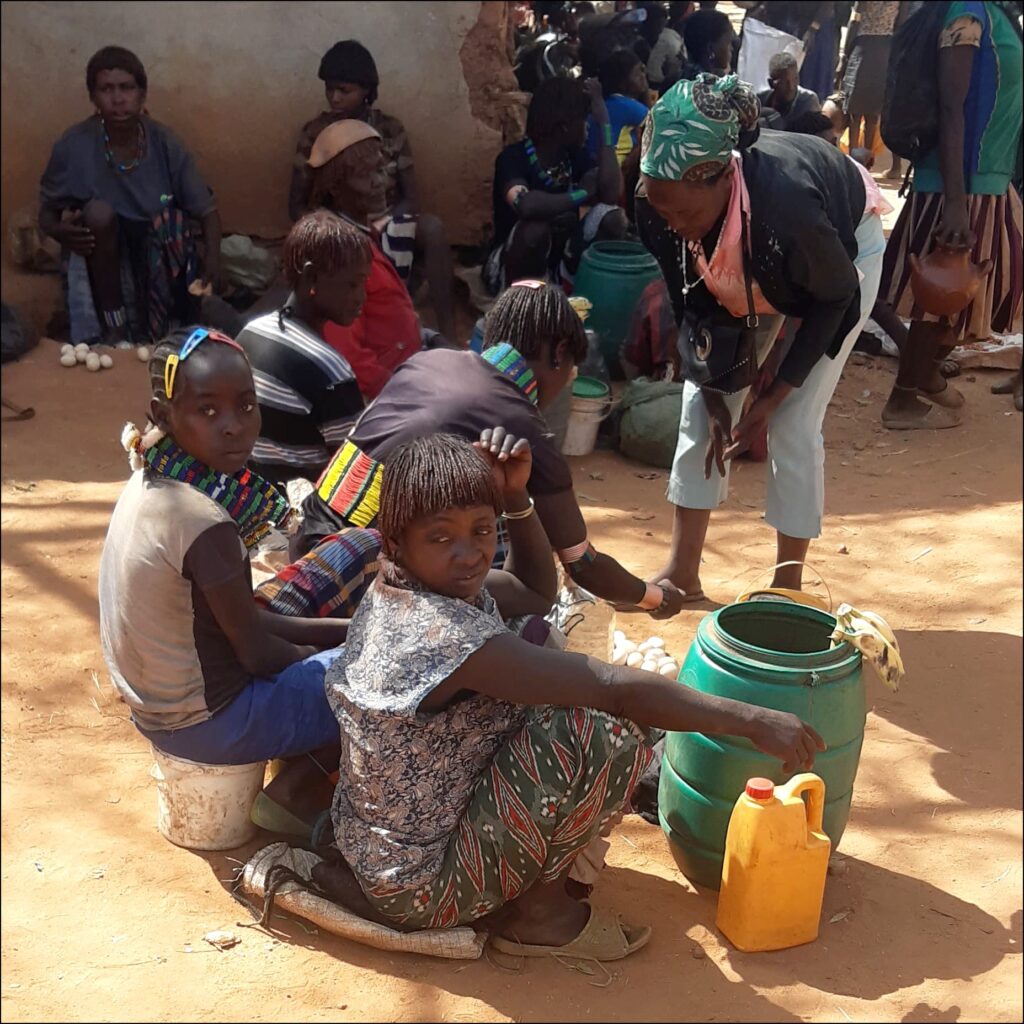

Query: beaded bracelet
[570,188,589,207]
[602,123,614,148]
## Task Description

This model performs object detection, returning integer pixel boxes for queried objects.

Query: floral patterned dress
[325,561,655,930]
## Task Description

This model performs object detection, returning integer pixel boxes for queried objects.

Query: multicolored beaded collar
[101,117,146,174]
[137,434,291,550]
[481,343,539,405]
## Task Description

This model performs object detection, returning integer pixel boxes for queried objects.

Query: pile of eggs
[58,342,151,371]
[612,630,679,677]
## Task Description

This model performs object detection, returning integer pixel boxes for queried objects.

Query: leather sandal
[490,905,652,962]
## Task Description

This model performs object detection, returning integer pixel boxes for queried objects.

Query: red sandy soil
[2,332,1021,1023]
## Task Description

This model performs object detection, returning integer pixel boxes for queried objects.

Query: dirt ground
[3,262,1023,1022]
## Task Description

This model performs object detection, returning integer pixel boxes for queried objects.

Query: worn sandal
[490,905,652,962]
[882,402,962,431]
[918,384,965,409]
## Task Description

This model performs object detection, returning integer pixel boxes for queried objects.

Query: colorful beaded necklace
[101,117,146,174]
[140,435,292,549]
[523,136,572,190]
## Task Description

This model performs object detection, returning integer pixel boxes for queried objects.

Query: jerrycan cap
[745,778,775,801]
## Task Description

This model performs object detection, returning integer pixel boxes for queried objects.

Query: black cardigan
[636,130,868,388]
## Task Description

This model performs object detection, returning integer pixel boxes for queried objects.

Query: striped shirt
[236,309,364,485]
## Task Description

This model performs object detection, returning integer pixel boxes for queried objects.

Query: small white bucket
[561,378,612,457]
[151,747,266,851]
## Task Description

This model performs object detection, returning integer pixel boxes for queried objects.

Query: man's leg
[81,199,128,343]
[413,212,457,341]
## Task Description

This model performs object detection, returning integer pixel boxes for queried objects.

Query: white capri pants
[667,211,886,539]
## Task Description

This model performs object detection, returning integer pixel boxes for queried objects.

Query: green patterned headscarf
[641,73,761,182]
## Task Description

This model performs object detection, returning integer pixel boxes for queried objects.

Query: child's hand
[474,427,533,498]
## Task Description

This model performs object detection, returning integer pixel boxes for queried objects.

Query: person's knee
[595,206,629,241]
[81,199,116,233]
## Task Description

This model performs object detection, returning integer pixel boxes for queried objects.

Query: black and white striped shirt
[236,309,364,485]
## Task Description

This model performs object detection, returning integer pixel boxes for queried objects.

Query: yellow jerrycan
[716,773,831,952]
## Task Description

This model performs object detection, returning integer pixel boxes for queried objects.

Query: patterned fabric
[640,74,761,182]
[326,562,522,887]
[146,201,197,343]
[480,343,539,405]
[316,440,384,527]
[139,435,292,550]
[623,277,678,377]
[361,705,654,929]
[851,0,901,37]
[293,108,414,219]
[378,212,417,282]
[254,528,382,618]
[880,186,1024,341]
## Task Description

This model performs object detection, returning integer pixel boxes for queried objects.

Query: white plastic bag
[737,18,804,94]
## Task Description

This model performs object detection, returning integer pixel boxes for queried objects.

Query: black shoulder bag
[676,211,760,395]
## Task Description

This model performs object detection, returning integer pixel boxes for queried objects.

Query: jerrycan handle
[781,773,825,832]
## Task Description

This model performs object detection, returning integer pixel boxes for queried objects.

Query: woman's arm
[199,209,223,290]
[257,608,349,649]
[437,634,826,774]
[39,204,95,256]
[583,77,624,206]
[934,33,977,247]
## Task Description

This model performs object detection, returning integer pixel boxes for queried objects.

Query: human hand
[200,251,222,293]
[582,77,610,125]
[801,26,818,53]
[702,391,733,479]
[649,580,685,620]
[475,427,533,499]
[935,200,974,250]
[723,395,774,463]
[53,211,95,257]
[749,708,826,774]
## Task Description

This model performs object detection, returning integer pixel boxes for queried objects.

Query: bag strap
[739,211,759,330]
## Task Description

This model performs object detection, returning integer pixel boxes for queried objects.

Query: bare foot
[918,381,965,409]
[648,566,703,598]
[499,888,591,947]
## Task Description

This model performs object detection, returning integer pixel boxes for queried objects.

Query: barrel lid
[572,376,610,399]
[745,778,775,801]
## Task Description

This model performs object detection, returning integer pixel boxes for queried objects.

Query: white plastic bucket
[561,377,611,457]
[151,747,266,851]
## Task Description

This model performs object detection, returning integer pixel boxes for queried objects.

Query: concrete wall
[0,0,506,248]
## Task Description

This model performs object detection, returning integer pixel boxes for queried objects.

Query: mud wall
[0,1,518,249]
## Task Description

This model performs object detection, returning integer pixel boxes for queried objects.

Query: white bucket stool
[150,747,266,851]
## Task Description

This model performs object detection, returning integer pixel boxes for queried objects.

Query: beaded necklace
[523,136,572,190]
[139,435,291,549]
[101,117,146,174]
[481,343,539,405]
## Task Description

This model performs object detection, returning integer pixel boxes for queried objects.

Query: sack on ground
[617,377,684,469]
[1,302,39,364]
[220,235,279,292]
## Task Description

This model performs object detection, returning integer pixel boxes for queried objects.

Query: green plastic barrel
[658,601,866,890]
[572,242,663,371]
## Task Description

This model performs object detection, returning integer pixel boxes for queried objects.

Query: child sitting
[324,430,824,960]
[99,325,379,823]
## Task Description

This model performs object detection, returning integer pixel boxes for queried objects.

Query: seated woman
[100,325,379,822]
[236,210,370,485]
[586,49,651,167]
[298,281,688,619]
[39,47,221,348]
[289,40,456,341]
[325,431,823,956]
[484,76,627,293]
[306,120,426,399]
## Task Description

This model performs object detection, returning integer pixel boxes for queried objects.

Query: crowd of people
[37,0,1016,966]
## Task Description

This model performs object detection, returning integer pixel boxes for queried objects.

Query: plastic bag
[617,376,684,469]
[7,208,60,273]
[737,18,804,97]
[219,235,279,291]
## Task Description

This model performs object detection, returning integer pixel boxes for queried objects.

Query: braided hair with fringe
[282,209,372,288]
[378,434,501,545]
[482,282,588,366]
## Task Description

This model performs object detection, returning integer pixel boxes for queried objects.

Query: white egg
[116,340,134,351]
[60,343,74,356]
[60,352,78,367]
[74,342,90,356]
[99,354,113,369]
[75,349,89,363]
[625,651,644,668]
[659,661,679,677]
[85,353,101,372]
[640,636,665,650]
[137,346,151,362]
[641,660,659,673]
[618,640,638,654]
[613,630,626,645]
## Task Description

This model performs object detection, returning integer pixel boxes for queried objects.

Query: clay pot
[909,245,993,318]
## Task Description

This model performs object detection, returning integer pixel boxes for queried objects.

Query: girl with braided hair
[100,325,380,827]
[323,429,824,957]
[636,73,888,598]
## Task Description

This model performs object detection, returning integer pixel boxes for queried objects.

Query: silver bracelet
[502,498,535,521]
